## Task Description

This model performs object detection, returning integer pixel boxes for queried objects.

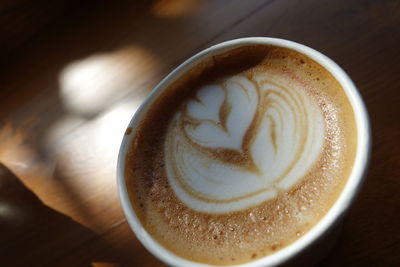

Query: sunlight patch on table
[50,101,139,230]
[59,46,157,116]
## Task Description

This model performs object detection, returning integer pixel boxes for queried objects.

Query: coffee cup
[117,37,370,267]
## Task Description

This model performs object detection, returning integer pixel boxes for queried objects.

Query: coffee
[125,45,357,265]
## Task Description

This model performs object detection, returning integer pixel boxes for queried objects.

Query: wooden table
[1,0,399,266]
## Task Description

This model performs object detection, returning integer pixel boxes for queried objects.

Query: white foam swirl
[165,73,325,213]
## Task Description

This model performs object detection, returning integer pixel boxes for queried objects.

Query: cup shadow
[0,163,124,267]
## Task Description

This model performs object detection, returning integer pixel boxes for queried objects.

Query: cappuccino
[125,45,357,265]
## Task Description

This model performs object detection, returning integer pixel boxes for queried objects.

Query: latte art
[165,74,325,213]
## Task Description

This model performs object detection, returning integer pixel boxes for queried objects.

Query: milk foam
[165,73,325,213]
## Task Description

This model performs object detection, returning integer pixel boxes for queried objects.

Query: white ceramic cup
[117,37,371,267]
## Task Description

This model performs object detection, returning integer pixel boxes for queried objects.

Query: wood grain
[0,0,399,266]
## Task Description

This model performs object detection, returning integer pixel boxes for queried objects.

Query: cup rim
[117,37,371,267]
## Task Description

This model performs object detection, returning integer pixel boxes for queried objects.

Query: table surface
[1,0,399,266]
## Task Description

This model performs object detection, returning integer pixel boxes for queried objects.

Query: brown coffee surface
[125,45,357,265]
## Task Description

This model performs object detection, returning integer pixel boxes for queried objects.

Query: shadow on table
[0,163,144,267]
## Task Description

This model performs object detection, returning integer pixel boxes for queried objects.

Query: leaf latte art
[165,74,325,213]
